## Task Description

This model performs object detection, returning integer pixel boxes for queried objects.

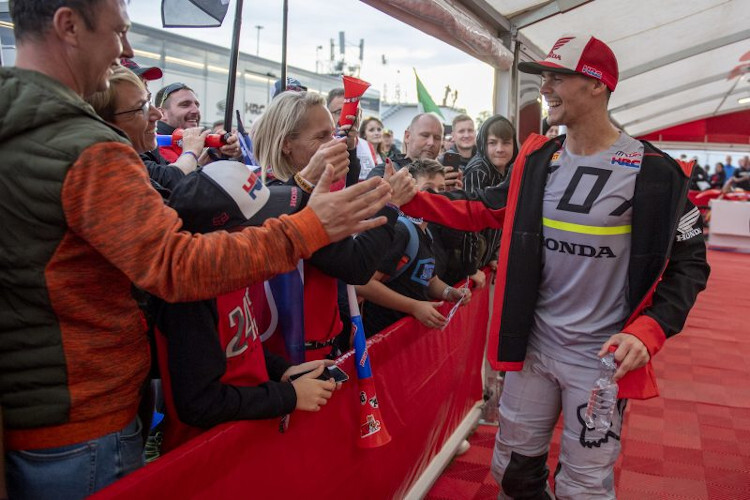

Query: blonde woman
[253,91,416,358]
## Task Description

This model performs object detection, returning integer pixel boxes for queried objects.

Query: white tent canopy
[363,0,750,137]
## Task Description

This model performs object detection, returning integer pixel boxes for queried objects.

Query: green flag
[413,69,445,120]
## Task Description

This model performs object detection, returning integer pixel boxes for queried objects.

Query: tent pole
[280,0,288,90]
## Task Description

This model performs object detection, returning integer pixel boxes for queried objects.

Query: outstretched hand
[385,160,417,206]
[308,165,391,242]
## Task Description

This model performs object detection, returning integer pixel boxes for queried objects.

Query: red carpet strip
[427,250,750,499]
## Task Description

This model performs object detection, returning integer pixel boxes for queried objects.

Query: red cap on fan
[518,34,619,91]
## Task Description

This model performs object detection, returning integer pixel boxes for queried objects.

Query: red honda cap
[518,34,618,91]
[120,58,163,81]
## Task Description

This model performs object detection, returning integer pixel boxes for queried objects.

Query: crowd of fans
[0,2,512,497]
[0,2,713,499]
[678,153,750,192]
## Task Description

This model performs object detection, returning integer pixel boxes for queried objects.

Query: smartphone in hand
[442,152,462,171]
[289,365,349,383]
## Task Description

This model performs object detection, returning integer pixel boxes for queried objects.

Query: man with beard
[154,82,242,164]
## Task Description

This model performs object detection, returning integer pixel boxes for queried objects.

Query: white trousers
[491,349,627,499]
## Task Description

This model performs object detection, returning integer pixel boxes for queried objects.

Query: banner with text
[96,274,490,499]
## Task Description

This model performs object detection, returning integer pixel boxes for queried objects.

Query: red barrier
[95,278,491,499]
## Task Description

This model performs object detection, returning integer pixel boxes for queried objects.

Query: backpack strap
[385,216,420,283]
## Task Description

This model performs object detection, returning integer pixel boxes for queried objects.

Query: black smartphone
[325,365,349,383]
[442,152,462,171]
[289,365,349,383]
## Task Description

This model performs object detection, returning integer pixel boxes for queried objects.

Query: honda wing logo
[546,36,575,60]
[676,207,702,242]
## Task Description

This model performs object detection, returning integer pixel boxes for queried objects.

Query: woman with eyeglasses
[87,67,207,196]
[253,91,417,360]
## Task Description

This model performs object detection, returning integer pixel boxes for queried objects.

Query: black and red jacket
[402,133,710,399]
[155,286,297,453]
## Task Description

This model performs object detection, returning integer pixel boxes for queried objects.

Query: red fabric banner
[95,278,490,499]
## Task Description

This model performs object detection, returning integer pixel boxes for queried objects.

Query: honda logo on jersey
[544,237,616,258]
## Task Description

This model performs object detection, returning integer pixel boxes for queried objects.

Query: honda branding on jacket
[530,133,644,366]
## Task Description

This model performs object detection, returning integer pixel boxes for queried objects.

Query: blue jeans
[6,418,144,500]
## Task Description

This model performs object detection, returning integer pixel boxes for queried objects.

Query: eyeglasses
[113,98,151,117]
[158,82,189,108]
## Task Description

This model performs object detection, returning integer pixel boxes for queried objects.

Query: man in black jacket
[399,34,709,499]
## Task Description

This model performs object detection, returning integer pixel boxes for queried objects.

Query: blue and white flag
[266,262,306,364]
[162,0,230,28]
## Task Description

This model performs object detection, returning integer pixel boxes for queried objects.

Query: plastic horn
[338,76,371,129]
[347,285,391,448]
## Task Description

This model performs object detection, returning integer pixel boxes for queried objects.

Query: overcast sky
[127,0,494,118]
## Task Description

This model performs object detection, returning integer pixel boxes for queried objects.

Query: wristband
[385,202,400,212]
[293,172,315,194]
[441,286,455,300]
[180,151,199,162]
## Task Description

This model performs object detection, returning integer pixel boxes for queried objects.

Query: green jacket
[0,68,129,433]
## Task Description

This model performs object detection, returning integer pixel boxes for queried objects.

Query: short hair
[486,117,515,142]
[408,158,445,179]
[85,65,145,123]
[253,91,328,181]
[359,116,383,140]
[11,0,102,42]
[451,113,473,129]
[326,88,345,107]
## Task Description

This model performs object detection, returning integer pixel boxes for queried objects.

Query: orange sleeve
[61,142,329,302]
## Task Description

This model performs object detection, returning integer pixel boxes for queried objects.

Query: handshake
[306,161,418,243]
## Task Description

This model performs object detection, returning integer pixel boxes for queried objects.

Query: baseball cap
[120,58,163,81]
[168,161,305,234]
[272,77,308,98]
[518,34,619,91]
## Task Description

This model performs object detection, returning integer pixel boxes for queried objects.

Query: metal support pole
[223,0,244,131]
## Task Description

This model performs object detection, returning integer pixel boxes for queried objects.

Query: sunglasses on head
[158,82,189,108]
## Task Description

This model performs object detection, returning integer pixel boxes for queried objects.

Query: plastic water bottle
[584,345,619,432]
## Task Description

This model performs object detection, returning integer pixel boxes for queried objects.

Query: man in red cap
[399,34,709,498]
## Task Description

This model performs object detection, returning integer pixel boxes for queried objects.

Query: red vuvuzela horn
[338,76,371,128]
[347,285,391,448]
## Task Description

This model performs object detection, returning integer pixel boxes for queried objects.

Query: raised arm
[400,184,507,232]
[62,144,391,302]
